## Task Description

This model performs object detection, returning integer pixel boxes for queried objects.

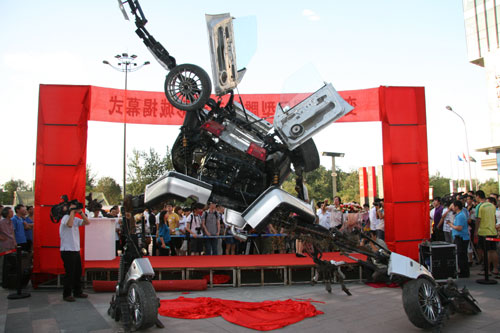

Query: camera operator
[59,201,90,302]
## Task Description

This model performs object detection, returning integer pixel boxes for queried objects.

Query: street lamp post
[322,152,345,199]
[103,53,150,199]
[446,105,473,192]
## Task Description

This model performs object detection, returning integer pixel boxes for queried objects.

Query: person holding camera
[60,201,90,302]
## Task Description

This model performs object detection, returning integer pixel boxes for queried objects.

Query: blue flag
[457,155,463,162]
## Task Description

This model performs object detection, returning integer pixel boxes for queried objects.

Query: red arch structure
[34,84,429,274]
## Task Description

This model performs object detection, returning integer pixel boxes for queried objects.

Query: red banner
[89,86,381,125]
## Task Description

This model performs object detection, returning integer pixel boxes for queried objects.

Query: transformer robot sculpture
[111,1,481,330]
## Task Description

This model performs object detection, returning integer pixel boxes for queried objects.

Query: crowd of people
[430,190,500,278]
[0,204,35,288]
[97,195,387,259]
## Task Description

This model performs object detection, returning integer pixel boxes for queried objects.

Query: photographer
[59,201,90,302]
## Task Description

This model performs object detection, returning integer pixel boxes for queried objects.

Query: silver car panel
[219,120,265,154]
[274,83,354,151]
[125,258,155,282]
[388,252,434,281]
[206,13,239,96]
[242,186,315,229]
[144,171,212,206]
[232,101,273,135]
[224,208,247,228]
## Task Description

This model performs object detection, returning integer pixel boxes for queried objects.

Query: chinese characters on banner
[89,86,381,125]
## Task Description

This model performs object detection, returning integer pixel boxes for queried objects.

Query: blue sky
[0,0,493,187]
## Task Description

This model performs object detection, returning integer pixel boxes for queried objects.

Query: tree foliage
[127,147,174,195]
[0,179,31,204]
[429,172,451,198]
[281,166,359,204]
[479,178,499,196]
[86,164,97,192]
[95,177,122,205]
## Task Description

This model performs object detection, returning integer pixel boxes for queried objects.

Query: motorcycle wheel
[164,63,212,112]
[127,281,158,330]
[402,278,443,329]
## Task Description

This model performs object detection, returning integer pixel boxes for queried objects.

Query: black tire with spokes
[402,278,443,329]
[127,281,158,330]
[164,63,212,112]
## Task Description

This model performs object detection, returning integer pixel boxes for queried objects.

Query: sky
[0,0,495,189]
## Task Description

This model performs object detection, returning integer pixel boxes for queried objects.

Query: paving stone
[31,318,59,332]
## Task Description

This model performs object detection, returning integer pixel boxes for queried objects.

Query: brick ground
[0,265,499,332]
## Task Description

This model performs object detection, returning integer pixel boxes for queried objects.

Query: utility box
[419,241,458,282]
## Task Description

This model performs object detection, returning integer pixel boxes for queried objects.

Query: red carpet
[85,252,365,270]
[159,296,323,331]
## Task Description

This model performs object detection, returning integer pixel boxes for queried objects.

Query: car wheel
[402,278,443,329]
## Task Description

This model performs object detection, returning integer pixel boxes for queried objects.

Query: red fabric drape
[88,86,381,125]
[158,297,323,331]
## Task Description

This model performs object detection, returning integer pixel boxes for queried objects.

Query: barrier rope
[0,248,16,256]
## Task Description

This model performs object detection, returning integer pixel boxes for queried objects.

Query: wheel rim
[128,286,142,326]
[418,282,442,323]
[167,68,203,106]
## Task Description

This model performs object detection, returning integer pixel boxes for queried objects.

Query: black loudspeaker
[419,241,458,281]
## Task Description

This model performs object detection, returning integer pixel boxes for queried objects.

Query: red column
[380,87,429,260]
[34,85,90,274]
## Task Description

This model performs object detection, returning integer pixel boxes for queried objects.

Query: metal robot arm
[120,0,177,70]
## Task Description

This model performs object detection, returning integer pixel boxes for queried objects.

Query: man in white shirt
[60,202,90,302]
[317,203,331,230]
[327,196,344,229]
[369,202,379,232]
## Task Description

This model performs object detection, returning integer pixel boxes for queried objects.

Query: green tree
[429,172,451,198]
[95,177,122,205]
[479,178,499,196]
[336,169,360,203]
[281,166,359,204]
[1,179,30,204]
[127,147,174,195]
[86,164,97,192]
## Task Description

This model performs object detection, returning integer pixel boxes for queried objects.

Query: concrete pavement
[1,265,499,332]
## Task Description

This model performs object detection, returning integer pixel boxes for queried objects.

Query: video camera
[50,195,84,223]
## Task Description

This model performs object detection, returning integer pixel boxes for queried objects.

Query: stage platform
[85,252,367,287]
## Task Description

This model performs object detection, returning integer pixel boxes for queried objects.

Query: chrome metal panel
[274,83,354,151]
[219,120,265,154]
[125,258,155,282]
[242,187,315,229]
[144,172,212,205]
[388,252,434,281]
[232,101,273,135]
[206,13,239,96]
[224,209,247,228]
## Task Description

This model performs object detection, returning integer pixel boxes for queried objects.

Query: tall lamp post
[446,105,473,192]
[103,53,149,199]
[322,152,345,199]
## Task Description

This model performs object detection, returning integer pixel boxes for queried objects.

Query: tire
[164,63,212,111]
[402,278,443,329]
[292,138,319,172]
[127,281,158,330]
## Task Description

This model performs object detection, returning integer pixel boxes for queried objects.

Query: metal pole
[332,156,337,198]
[447,107,473,192]
[461,116,473,192]
[123,63,128,199]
